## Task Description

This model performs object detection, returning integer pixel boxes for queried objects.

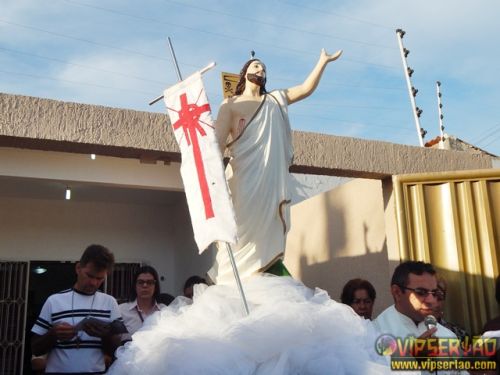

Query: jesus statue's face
[246,60,266,87]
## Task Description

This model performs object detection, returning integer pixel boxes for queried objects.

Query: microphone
[424,315,437,330]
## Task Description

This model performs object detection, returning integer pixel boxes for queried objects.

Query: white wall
[0,147,183,191]
[0,147,217,295]
[0,195,187,295]
[170,197,216,292]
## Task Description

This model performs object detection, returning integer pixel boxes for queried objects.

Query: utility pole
[396,29,426,147]
[436,81,445,149]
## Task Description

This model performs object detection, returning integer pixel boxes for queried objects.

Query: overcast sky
[1,0,499,155]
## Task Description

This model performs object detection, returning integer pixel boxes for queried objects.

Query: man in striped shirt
[31,244,123,374]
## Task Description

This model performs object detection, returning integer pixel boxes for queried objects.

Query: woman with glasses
[118,266,166,341]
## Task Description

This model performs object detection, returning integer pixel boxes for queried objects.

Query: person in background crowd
[434,276,469,343]
[340,278,377,320]
[119,266,166,341]
[31,244,122,374]
[183,275,207,299]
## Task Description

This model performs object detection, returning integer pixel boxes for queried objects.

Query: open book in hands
[75,317,128,334]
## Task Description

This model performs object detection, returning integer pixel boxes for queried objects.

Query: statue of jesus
[208,49,343,285]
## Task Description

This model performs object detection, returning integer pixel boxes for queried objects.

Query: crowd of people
[30,244,207,374]
[29,243,499,374]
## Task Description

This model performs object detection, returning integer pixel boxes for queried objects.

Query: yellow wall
[394,169,500,333]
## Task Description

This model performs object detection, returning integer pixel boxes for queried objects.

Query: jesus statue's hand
[320,48,343,64]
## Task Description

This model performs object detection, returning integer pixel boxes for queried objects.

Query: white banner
[163,71,237,253]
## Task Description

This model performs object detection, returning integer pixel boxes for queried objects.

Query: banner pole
[167,36,183,82]
[223,242,250,315]
[148,37,216,106]
[159,38,249,315]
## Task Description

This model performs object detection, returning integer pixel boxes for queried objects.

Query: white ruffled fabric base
[109,275,389,375]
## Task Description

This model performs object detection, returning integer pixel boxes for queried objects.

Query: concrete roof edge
[0,92,493,178]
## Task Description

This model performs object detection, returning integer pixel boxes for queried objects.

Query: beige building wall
[285,178,393,316]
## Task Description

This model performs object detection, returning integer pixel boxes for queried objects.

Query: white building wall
[0,196,183,295]
[170,198,216,293]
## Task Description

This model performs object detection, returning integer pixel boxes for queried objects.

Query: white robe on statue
[208,90,294,285]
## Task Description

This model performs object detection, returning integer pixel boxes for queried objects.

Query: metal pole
[396,29,425,147]
[223,242,250,315]
[148,61,216,106]
[168,36,183,82]
[153,38,250,315]
[436,81,445,149]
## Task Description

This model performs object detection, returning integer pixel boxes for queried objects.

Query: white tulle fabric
[109,275,389,375]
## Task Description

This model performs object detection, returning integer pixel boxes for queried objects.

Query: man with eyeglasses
[374,261,463,374]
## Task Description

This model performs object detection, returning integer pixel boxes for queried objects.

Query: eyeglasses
[400,286,445,300]
[136,279,156,286]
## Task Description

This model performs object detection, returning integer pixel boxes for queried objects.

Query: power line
[292,112,414,131]
[0,19,172,62]
[472,123,500,145]
[0,47,167,86]
[278,0,393,30]
[0,69,158,96]
[481,133,500,149]
[0,45,403,94]
[271,75,404,91]
[295,101,403,111]
[57,0,398,70]
[58,1,319,56]
[163,0,396,50]
[0,48,404,101]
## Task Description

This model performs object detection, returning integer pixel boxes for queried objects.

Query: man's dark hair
[391,260,436,288]
[183,275,206,293]
[496,275,500,304]
[79,244,114,272]
[129,265,161,302]
[234,59,267,96]
[340,278,376,305]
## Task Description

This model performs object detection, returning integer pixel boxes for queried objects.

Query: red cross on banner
[171,92,214,219]
[163,71,237,253]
